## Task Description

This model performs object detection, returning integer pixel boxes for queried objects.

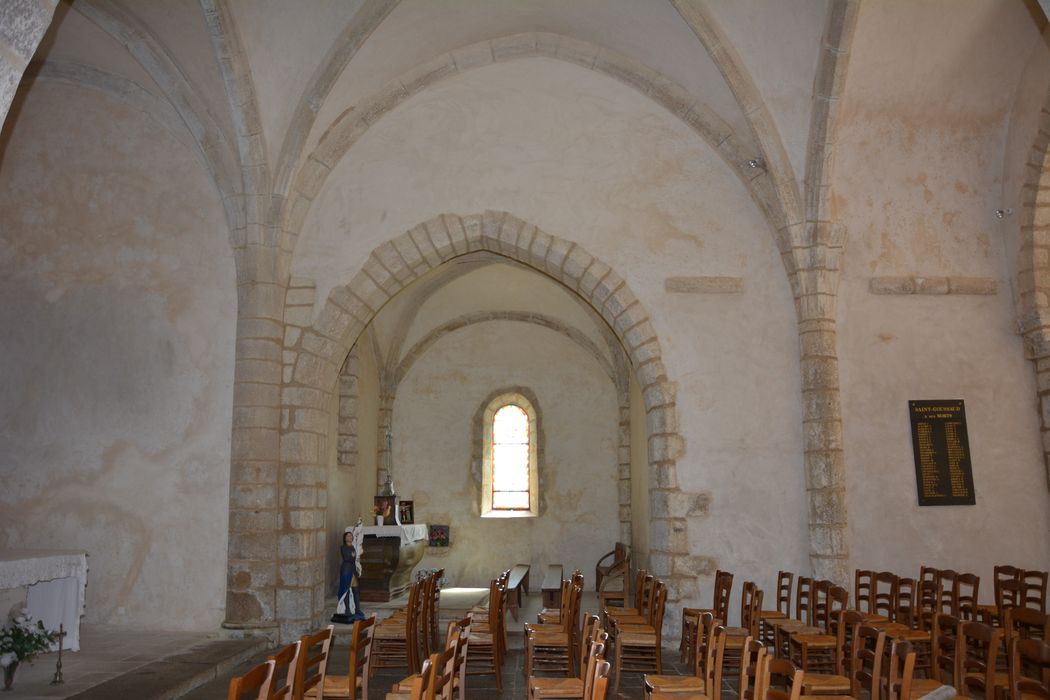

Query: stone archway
[266,211,707,639]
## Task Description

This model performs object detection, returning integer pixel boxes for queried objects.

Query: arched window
[481,393,539,517]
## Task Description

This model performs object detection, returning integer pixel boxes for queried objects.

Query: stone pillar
[617,402,632,544]
[0,0,59,129]
[337,350,360,469]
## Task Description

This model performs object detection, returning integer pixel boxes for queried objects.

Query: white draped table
[350,524,428,602]
[0,550,87,652]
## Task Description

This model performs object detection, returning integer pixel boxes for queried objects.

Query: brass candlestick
[50,625,65,685]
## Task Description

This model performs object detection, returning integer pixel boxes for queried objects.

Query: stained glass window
[492,404,530,510]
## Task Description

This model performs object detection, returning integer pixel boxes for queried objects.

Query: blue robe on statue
[338,544,364,622]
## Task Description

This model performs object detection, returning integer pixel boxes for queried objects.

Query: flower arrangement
[0,611,59,668]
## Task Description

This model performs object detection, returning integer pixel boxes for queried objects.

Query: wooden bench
[542,564,564,609]
[506,564,531,621]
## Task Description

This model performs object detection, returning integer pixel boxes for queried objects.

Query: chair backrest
[713,570,733,621]
[227,659,275,700]
[757,654,803,700]
[1025,570,1050,612]
[1008,636,1050,700]
[266,640,300,700]
[885,638,917,700]
[995,565,1023,608]
[896,577,917,628]
[775,571,794,616]
[919,566,940,627]
[638,575,656,617]
[834,609,866,677]
[824,586,848,634]
[873,571,899,620]
[703,626,728,700]
[432,640,457,700]
[740,581,757,625]
[649,584,669,643]
[960,620,1003,700]
[744,588,765,637]
[739,638,765,700]
[793,576,812,623]
[937,570,960,616]
[808,579,830,628]
[294,626,333,700]
[693,612,716,679]
[346,614,375,700]
[581,640,607,699]
[588,660,611,700]
[855,570,875,615]
[957,573,980,620]
[631,569,648,610]
[930,612,962,687]
[409,657,433,700]
[1005,606,1050,645]
[853,624,886,698]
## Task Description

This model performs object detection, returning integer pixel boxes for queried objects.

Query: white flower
[0,652,15,668]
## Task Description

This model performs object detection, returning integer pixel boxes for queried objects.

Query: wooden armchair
[595,543,629,594]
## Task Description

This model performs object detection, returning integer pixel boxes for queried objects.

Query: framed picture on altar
[374,496,395,524]
[429,524,450,547]
[399,500,414,524]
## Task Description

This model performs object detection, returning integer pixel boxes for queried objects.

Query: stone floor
[0,592,704,699]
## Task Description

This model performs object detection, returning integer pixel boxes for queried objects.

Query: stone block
[293,352,335,389]
[914,276,949,295]
[230,484,278,510]
[293,408,328,433]
[284,464,326,487]
[645,406,678,435]
[664,276,744,294]
[232,427,280,461]
[808,488,848,526]
[650,461,679,489]
[650,518,689,554]
[635,359,667,390]
[236,358,283,385]
[579,259,612,297]
[234,381,281,407]
[451,41,494,71]
[648,551,673,577]
[648,434,685,462]
[492,33,537,61]
[284,487,319,508]
[869,276,914,294]
[281,432,319,465]
[651,490,711,518]
[286,509,324,531]
[234,406,281,430]
[400,54,456,95]
[276,588,312,620]
[948,277,997,295]
[230,509,278,533]
[561,244,593,289]
[231,461,278,485]
[229,531,278,561]
[283,386,325,409]
[408,224,443,268]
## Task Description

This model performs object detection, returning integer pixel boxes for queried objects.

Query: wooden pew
[542,564,564,609]
[506,564,531,621]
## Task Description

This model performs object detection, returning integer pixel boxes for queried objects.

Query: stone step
[65,637,270,700]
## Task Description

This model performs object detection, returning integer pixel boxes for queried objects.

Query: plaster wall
[294,57,809,604]
[835,1,1050,576]
[0,83,236,628]
[629,376,650,570]
[389,320,619,586]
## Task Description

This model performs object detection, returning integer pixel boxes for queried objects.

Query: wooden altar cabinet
[356,524,427,602]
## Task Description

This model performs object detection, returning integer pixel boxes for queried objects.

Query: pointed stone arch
[270,211,707,637]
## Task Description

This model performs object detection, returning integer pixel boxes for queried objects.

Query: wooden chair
[754,654,804,700]
[680,570,732,666]
[957,573,980,621]
[739,638,766,700]
[1007,636,1050,700]
[401,657,433,700]
[603,568,647,620]
[959,620,1004,700]
[644,623,727,699]
[309,614,373,700]
[883,638,918,700]
[294,626,333,700]
[526,583,583,677]
[610,574,654,628]
[267,640,300,700]
[613,580,668,692]
[796,609,864,695]
[937,570,961,617]
[897,577,918,629]
[771,576,817,659]
[527,624,607,700]
[908,612,960,696]
[589,660,611,700]
[855,570,876,618]
[391,641,456,700]
[918,567,941,630]
[372,583,422,675]
[873,571,899,622]
[466,578,505,689]
[787,584,847,672]
[449,615,471,700]
[595,543,629,593]
[227,659,275,700]
[1025,570,1050,613]
[760,571,795,645]
[1005,606,1050,646]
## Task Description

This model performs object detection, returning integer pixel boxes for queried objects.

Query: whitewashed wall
[0,83,236,628]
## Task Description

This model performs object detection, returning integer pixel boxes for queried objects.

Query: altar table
[0,549,87,651]
[352,524,427,602]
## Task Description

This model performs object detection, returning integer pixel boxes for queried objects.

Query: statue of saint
[332,518,365,623]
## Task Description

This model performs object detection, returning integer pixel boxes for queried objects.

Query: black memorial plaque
[908,399,976,506]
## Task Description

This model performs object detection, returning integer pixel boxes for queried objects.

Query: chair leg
[614,641,623,693]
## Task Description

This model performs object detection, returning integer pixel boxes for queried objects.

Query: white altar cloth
[0,549,87,652]
[349,524,428,546]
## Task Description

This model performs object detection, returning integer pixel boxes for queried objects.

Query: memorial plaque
[909,400,976,506]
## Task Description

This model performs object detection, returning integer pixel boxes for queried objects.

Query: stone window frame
[477,389,542,518]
